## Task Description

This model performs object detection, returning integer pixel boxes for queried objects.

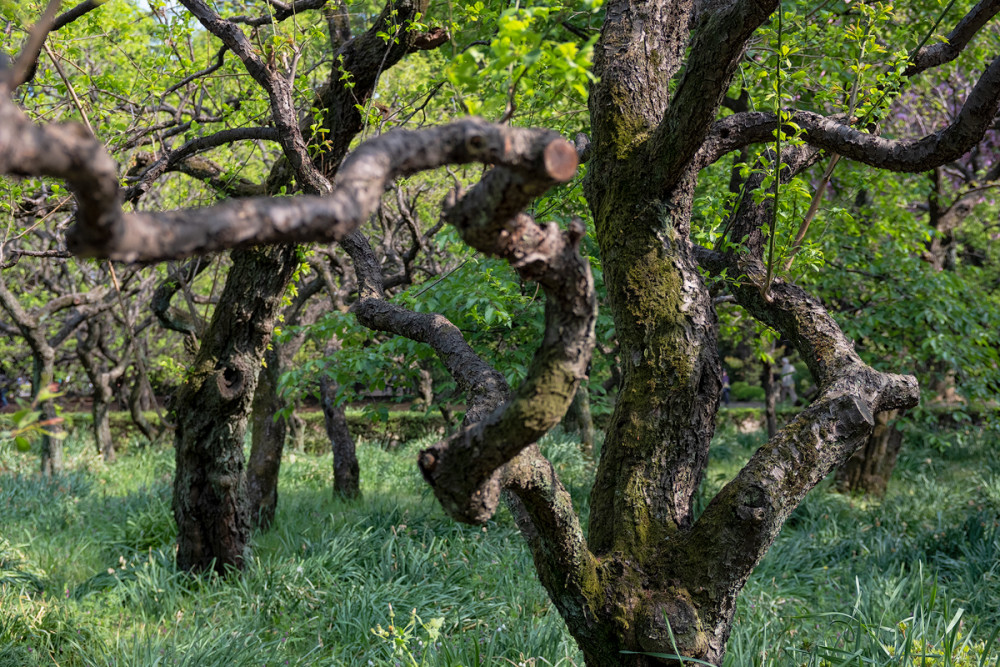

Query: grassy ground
[1,420,999,666]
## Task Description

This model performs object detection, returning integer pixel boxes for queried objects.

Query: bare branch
[162,46,228,98]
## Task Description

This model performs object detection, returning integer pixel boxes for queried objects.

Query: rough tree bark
[172,244,299,572]
[246,284,326,527]
[241,0,443,528]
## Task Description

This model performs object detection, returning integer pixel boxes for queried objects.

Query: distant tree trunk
[416,365,434,409]
[127,372,159,442]
[761,359,778,438]
[837,410,902,496]
[246,292,325,529]
[34,354,63,476]
[0,278,64,475]
[76,321,121,462]
[172,245,299,573]
[93,390,114,461]
[288,410,306,451]
[319,341,359,498]
[563,382,595,453]
[246,350,287,530]
[79,359,116,461]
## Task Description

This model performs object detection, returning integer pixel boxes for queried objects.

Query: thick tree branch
[0,116,575,261]
[653,0,777,184]
[686,145,920,613]
[502,445,603,640]
[352,295,511,423]
[697,53,1000,171]
[229,0,330,26]
[417,181,594,523]
[905,0,1000,77]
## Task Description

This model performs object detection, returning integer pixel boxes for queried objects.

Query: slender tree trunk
[76,325,118,461]
[288,410,306,451]
[93,383,115,462]
[128,373,159,442]
[319,341,359,498]
[34,354,63,476]
[172,245,299,573]
[246,296,325,528]
[836,410,902,495]
[416,365,434,409]
[0,278,64,475]
[246,351,287,529]
[761,358,778,438]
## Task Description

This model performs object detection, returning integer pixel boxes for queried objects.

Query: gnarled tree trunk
[172,245,299,572]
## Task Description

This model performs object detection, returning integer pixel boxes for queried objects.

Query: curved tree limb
[684,149,920,641]
[652,0,778,185]
[416,172,595,522]
[151,258,213,336]
[229,0,330,27]
[697,54,1000,171]
[0,104,577,261]
[905,0,1000,76]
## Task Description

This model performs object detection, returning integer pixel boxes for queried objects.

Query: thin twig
[43,42,95,136]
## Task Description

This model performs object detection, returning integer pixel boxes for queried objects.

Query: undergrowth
[1,421,997,666]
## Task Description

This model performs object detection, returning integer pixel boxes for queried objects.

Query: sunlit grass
[1,420,998,665]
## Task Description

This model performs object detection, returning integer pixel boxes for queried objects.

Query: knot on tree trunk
[635,591,709,664]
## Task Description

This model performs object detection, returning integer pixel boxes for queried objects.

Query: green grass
[1,421,998,666]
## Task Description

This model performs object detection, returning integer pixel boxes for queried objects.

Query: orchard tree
[2,0,1000,665]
